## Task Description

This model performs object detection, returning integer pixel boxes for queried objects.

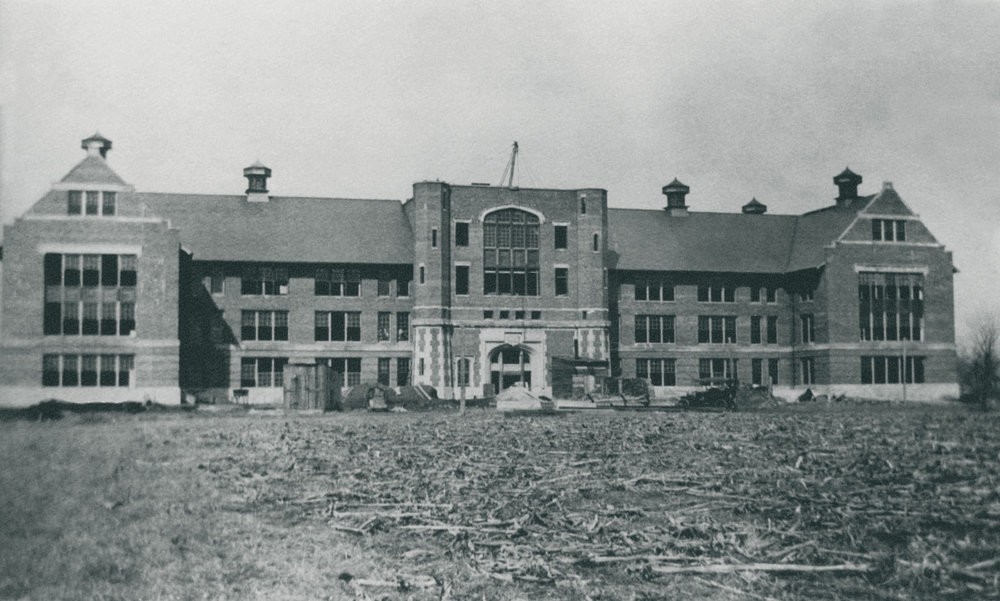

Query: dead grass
[0,403,998,600]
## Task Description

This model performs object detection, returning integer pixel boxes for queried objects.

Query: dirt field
[1,403,998,600]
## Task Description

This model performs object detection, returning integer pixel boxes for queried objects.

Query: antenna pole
[508,141,518,188]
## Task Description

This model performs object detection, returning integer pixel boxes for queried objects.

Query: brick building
[0,135,959,405]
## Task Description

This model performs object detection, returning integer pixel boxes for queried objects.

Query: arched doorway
[490,345,531,394]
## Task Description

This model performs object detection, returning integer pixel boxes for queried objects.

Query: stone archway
[489,344,532,394]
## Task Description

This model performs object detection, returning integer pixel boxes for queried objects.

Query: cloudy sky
[2,0,998,345]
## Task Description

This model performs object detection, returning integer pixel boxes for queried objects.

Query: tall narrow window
[768,358,778,385]
[378,271,391,297]
[766,316,778,344]
[396,312,409,342]
[85,191,100,215]
[554,225,568,250]
[397,358,410,386]
[801,314,815,343]
[750,316,762,344]
[431,228,438,248]
[102,192,116,216]
[378,312,391,341]
[455,265,469,295]
[68,191,82,215]
[801,358,815,385]
[419,265,425,285]
[377,358,391,386]
[554,267,569,296]
[455,222,469,247]
[43,355,60,386]
[751,358,763,386]
[592,233,599,252]
[580,198,586,214]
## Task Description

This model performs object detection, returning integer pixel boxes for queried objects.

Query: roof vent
[833,167,862,207]
[244,161,271,202]
[81,132,112,158]
[662,178,690,216]
[742,197,767,214]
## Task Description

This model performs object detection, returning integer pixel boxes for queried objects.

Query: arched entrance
[489,345,531,394]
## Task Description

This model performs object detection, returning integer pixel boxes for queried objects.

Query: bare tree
[964,311,1000,408]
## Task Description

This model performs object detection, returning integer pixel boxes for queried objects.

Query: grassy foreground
[0,403,998,600]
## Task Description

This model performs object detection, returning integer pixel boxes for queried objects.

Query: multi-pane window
[455,222,469,247]
[44,253,137,336]
[396,312,409,342]
[800,358,815,385]
[241,310,288,341]
[378,271,391,297]
[872,219,907,242]
[397,358,411,386]
[455,265,470,295]
[315,268,361,296]
[698,316,737,343]
[634,315,675,344]
[483,209,539,296]
[67,190,116,216]
[457,358,471,387]
[636,358,676,386]
[861,356,925,384]
[314,311,362,342]
[766,316,778,344]
[378,358,391,386]
[635,279,674,301]
[43,354,133,387]
[242,265,289,296]
[801,314,815,343]
[377,312,391,341]
[554,267,569,296]
[317,357,362,386]
[859,272,923,341]
[699,358,737,381]
[554,225,568,250]
[750,316,762,344]
[697,285,735,303]
[240,357,287,387]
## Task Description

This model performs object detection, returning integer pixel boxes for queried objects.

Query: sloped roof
[137,193,413,264]
[610,200,865,274]
[60,155,127,185]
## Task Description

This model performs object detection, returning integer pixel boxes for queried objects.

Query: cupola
[833,167,862,207]
[244,161,271,202]
[662,178,690,216]
[81,132,112,158]
[742,197,767,214]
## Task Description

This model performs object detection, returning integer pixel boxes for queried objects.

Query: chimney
[244,161,271,202]
[742,197,767,214]
[81,132,112,158]
[833,167,862,207]
[662,178,690,216]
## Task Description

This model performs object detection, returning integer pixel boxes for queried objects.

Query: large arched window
[483,208,539,296]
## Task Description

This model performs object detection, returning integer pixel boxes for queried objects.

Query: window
[209,268,224,295]
[419,358,425,376]
[859,272,923,341]
[699,358,737,381]
[397,276,410,297]
[751,358,763,386]
[67,190,118,216]
[554,267,569,296]
[378,358,391,386]
[801,358,815,385]
[516,310,525,320]
[768,359,779,386]
[766,316,778,344]
[455,265,469,295]
[431,228,438,248]
[750,287,761,302]
[635,279,674,302]
[241,310,288,341]
[698,316,737,344]
[766,287,777,303]
[242,265,289,296]
[499,310,510,319]
[636,358,676,386]
[43,253,137,337]
[314,311,362,342]
[580,198,586,214]
[419,265,425,285]
[396,312,409,342]
[44,354,133,387]
[68,191,82,215]
[801,314,815,343]
[378,271,391,297]
[634,315,675,344]
[397,358,410,386]
[315,268,361,297]
[457,358,471,388]
[455,222,469,247]
[593,233,600,252]
[872,219,907,242]
[530,310,541,320]
[102,192,116,216]
[750,316,762,344]
[697,285,735,303]
[483,310,494,319]
[554,225,568,249]
[378,312,391,341]
[800,289,814,302]
[317,357,362,386]
[861,356,924,384]
[240,357,287,387]
[483,209,540,296]
[85,191,99,215]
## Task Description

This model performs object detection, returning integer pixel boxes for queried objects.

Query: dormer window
[872,219,906,242]
[67,190,116,216]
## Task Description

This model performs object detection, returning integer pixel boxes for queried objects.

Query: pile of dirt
[495,386,553,412]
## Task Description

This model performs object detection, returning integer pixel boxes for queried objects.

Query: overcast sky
[2,0,998,345]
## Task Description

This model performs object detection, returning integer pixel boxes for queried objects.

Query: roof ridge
[136,191,402,203]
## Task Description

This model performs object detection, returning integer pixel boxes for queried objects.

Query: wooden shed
[283,360,341,411]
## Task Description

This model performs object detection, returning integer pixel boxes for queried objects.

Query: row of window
[45,253,137,288]
[42,354,134,387]
[453,221,576,251]
[238,311,411,343]
[483,310,542,320]
[219,267,412,298]
[634,283,803,303]
[872,219,906,242]
[239,356,411,388]
[859,272,924,341]
[67,190,117,217]
[633,314,816,345]
[45,299,136,336]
